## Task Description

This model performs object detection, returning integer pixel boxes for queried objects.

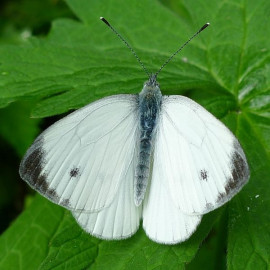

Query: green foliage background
[0,0,269,269]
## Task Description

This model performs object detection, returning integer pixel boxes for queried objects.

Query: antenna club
[199,22,210,32]
[100,17,110,26]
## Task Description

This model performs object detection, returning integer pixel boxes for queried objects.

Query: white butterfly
[19,18,249,244]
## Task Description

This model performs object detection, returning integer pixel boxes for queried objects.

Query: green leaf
[0,0,216,116]
[0,101,40,156]
[0,100,40,232]
[0,195,66,269]
[186,209,227,270]
[0,0,269,269]
[0,0,73,37]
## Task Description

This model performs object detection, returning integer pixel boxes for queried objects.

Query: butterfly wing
[72,151,142,239]
[19,95,139,212]
[151,95,249,215]
[143,155,201,244]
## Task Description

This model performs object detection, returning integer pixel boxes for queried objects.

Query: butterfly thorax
[135,76,162,206]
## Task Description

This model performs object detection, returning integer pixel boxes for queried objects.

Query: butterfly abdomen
[135,137,151,206]
[135,81,162,206]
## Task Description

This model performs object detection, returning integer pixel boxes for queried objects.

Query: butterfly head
[144,74,160,88]
[140,74,162,100]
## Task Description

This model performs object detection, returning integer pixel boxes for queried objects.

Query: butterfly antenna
[100,17,151,78]
[154,23,210,78]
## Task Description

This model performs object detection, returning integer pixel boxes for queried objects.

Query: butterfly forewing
[154,95,249,215]
[19,95,139,212]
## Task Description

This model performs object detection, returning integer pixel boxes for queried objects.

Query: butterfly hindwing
[19,95,139,212]
[143,153,202,244]
[154,95,249,215]
[73,151,142,239]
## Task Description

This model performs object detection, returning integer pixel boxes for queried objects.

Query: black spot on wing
[200,169,208,181]
[70,167,80,178]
